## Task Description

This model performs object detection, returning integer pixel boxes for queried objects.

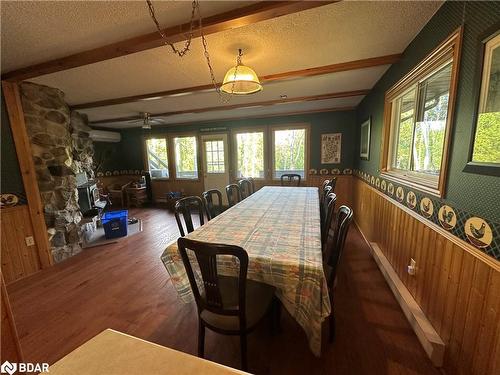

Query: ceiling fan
[125,112,168,129]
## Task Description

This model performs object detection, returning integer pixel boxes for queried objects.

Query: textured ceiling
[1,1,443,128]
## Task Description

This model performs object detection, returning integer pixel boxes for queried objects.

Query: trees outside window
[273,129,306,178]
[174,136,198,179]
[235,132,264,178]
[146,138,169,179]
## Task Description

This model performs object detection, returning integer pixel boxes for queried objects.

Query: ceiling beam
[2,1,336,82]
[90,89,368,125]
[72,53,400,110]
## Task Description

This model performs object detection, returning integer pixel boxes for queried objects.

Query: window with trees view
[146,138,169,179]
[235,131,264,178]
[174,136,198,179]
[273,128,306,178]
[382,29,461,196]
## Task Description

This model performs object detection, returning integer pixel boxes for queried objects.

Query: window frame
[270,124,310,181]
[231,127,269,181]
[143,136,170,181]
[171,133,201,181]
[464,25,500,177]
[380,27,463,197]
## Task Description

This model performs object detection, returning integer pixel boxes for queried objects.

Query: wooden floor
[7,207,440,375]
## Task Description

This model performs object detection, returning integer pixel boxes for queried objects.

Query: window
[146,138,169,179]
[468,31,500,173]
[235,131,264,178]
[174,136,198,179]
[381,29,462,196]
[272,128,306,178]
[204,140,225,173]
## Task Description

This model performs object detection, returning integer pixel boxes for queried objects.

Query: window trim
[464,24,500,177]
[231,127,268,181]
[380,27,463,197]
[270,123,310,181]
[143,136,170,181]
[171,132,201,181]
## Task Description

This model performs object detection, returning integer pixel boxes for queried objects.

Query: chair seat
[200,276,275,332]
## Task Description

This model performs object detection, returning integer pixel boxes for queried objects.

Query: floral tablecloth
[161,186,330,356]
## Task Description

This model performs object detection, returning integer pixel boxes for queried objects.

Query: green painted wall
[355,1,500,223]
[1,92,26,198]
[94,110,357,173]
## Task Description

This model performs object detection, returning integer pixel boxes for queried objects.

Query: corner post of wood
[2,80,53,267]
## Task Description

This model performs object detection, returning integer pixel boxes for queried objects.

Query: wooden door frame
[2,80,53,267]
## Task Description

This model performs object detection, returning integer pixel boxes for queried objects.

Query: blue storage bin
[102,210,128,239]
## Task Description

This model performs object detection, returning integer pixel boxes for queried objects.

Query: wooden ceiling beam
[2,1,336,82]
[73,53,400,110]
[90,89,368,125]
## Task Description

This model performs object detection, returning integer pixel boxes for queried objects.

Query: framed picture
[359,117,371,160]
[464,26,500,176]
[321,133,341,164]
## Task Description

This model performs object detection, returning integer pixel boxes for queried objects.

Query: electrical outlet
[408,258,416,276]
[25,236,35,246]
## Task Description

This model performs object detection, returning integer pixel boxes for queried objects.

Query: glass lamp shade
[220,64,262,95]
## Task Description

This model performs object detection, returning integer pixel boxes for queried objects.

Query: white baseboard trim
[368,241,445,367]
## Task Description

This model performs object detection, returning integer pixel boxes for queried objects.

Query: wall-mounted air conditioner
[89,130,121,143]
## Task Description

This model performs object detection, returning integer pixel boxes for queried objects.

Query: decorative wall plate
[387,183,394,195]
[96,172,104,177]
[134,170,140,175]
[370,176,375,185]
[0,194,19,208]
[438,205,457,230]
[396,186,404,202]
[420,197,434,218]
[406,191,417,209]
[309,169,318,175]
[105,171,112,176]
[113,170,120,175]
[120,170,127,175]
[343,168,352,175]
[464,217,492,248]
[375,178,380,188]
[320,168,329,175]
[380,180,387,192]
[331,168,341,175]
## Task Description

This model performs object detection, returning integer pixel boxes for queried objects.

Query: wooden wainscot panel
[352,177,500,375]
[1,205,42,283]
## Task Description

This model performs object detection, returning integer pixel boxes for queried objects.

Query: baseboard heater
[368,241,445,367]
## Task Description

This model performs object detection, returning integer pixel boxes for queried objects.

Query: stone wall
[20,82,94,262]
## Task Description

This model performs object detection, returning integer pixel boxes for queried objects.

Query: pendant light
[220,49,262,95]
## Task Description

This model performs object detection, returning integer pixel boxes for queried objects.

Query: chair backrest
[321,193,337,246]
[323,205,353,287]
[280,174,301,186]
[174,196,205,237]
[238,179,253,199]
[202,189,223,221]
[226,184,242,207]
[247,177,255,194]
[320,185,333,225]
[177,237,248,321]
[327,177,337,193]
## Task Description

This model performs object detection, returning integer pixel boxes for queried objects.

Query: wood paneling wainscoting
[351,177,500,375]
[1,205,42,284]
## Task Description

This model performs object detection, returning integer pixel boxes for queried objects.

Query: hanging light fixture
[220,49,262,95]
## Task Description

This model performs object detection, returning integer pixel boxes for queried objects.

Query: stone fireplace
[20,82,95,262]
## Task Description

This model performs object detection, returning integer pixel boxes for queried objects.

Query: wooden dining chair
[226,184,242,207]
[320,185,333,227]
[202,189,224,221]
[174,196,205,237]
[280,173,301,186]
[177,237,276,371]
[323,205,353,342]
[327,177,337,193]
[321,193,337,247]
[247,177,255,194]
[238,179,253,199]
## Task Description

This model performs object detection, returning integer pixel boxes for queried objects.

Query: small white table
[49,329,249,375]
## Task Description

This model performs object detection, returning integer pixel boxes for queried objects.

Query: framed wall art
[321,133,341,164]
[360,117,371,160]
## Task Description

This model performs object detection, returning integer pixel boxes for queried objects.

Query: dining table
[161,186,331,357]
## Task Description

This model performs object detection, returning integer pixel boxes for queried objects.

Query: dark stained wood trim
[89,89,368,125]
[2,1,336,82]
[2,81,53,268]
[72,54,401,110]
